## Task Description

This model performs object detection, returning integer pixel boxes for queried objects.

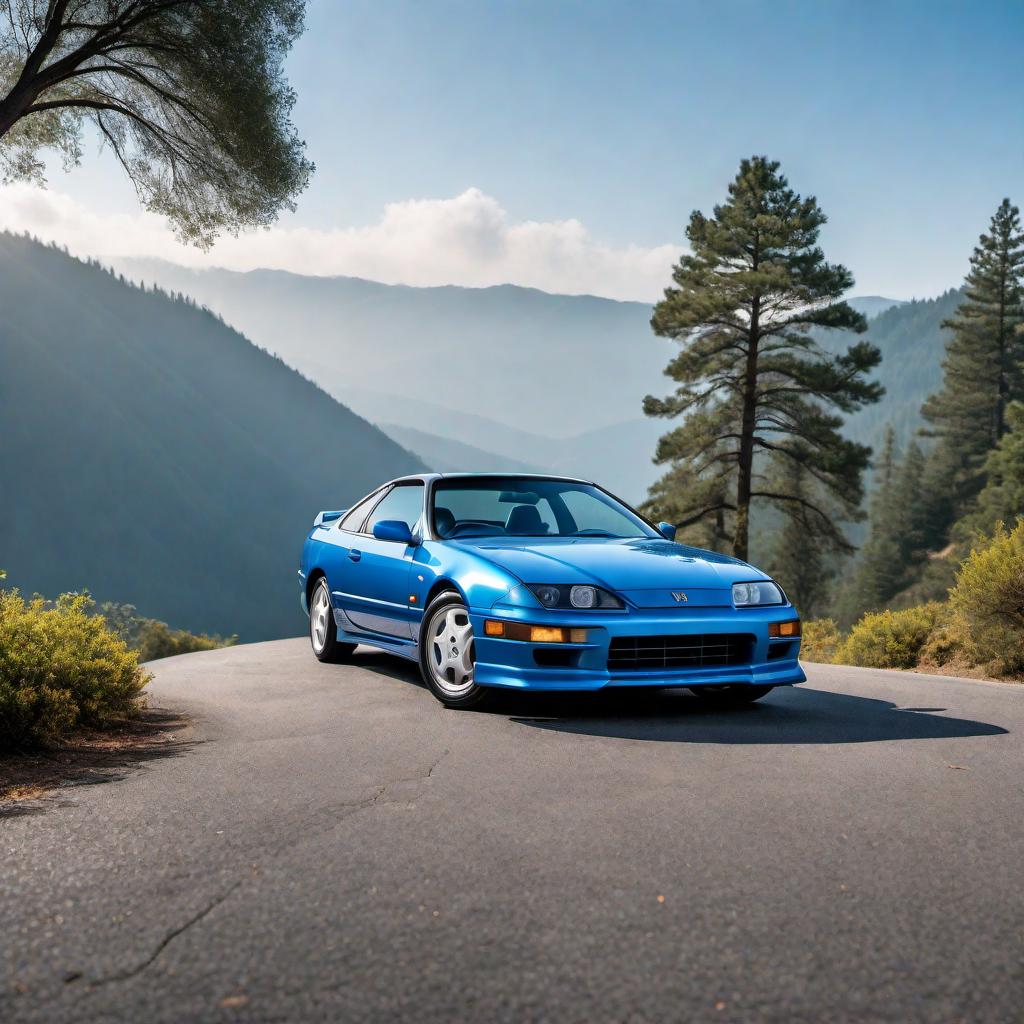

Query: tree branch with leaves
[0,0,313,245]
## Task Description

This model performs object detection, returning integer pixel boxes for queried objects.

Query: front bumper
[468,603,806,692]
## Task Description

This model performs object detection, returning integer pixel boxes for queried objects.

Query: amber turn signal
[483,621,588,644]
[769,620,801,638]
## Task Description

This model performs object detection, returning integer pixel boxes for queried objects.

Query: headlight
[732,581,784,607]
[526,583,624,610]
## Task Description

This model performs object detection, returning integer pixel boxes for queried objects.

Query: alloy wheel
[427,605,476,697]
[311,582,331,654]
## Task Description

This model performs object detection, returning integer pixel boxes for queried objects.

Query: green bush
[100,603,237,662]
[834,603,943,670]
[916,611,977,673]
[948,520,1024,675]
[0,589,149,749]
[800,619,841,663]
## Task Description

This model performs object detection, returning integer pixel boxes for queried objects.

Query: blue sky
[8,0,1023,300]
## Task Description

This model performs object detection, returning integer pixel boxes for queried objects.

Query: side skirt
[333,609,420,663]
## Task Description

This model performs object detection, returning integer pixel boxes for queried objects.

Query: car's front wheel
[688,684,774,706]
[419,592,491,709]
[309,577,357,663]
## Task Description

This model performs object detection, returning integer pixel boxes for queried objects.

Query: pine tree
[834,428,905,625]
[643,463,730,551]
[645,156,883,561]
[894,439,928,570]
[922,199,1024,515]
[954,401,1024,539]
[763,456,840,617]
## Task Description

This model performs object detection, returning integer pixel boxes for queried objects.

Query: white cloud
[0,183,680,302]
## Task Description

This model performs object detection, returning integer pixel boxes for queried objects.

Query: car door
[339,482,424,640]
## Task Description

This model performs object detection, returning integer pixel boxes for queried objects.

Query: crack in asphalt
[311,748,451,836]
[386,746,450,789]
[86,881,242,987]
[71,751,450,989]
[351,747,450,811]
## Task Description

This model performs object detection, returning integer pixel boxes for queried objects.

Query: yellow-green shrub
[917,612,974,670]
[949,521,1024,675]
[800,619,841,663]
[0,589,149,749]
[100,602,236,662]
[834,603,943,670]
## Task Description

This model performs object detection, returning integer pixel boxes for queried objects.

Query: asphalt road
[3,639,1023,1023]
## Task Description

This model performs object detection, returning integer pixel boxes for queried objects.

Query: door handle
[348,549,362,562]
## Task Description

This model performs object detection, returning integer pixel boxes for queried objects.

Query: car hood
[455,536,767,607]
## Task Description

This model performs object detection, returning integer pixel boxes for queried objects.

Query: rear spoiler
[313,509,346,527]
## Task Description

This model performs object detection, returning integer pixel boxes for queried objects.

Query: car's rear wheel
[419,592,491,709]
[688,684,774,706]
[309,577,357,663]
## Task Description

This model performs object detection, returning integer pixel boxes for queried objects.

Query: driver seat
[434,506,456,538]
[506,504,546,535]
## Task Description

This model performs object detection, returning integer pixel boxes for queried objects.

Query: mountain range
[0,235,421,640]
[118,259,954,500]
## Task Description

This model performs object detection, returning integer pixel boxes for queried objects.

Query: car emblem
[671,592,688,603]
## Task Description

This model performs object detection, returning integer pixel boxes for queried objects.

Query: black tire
[309,576,357,663]
[688,684,774,706]
[418,591,491,709]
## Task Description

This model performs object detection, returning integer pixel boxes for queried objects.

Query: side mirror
[372,519,415,545]
[658,521,677,541]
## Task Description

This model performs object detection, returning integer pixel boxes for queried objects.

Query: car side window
[339,489,384,533]
[364,483,425,535]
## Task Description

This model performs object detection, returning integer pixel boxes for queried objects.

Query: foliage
[917,614,974,675]
[0,1,313,245]
[833,603,943,670]
[921,199,1024,524]
[887,554,959,612]
[642,462,730,551]
[799,619,840,663]
[836,431,931,626]
[948,520,1024,675]
[100,603,236,662]
[763,456,842,617]
[954,403,1024,541]
[834,427,902,624]
[0,587,148,749]
[644,156,882,561]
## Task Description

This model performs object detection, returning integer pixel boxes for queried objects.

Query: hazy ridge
[119,259,952,497]
[0,235,422,640]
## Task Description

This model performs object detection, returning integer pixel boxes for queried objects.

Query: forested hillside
[822,290,963,456]
[0,234,422,640]
[833,200,1024,628]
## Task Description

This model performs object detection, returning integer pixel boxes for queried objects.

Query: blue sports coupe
[299,474,805,708]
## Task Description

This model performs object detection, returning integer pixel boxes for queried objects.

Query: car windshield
[431,477,659,540]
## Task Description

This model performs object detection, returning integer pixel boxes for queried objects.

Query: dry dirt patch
[0,708,192,812]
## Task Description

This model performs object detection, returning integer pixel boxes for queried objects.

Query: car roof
[386,472,595,487]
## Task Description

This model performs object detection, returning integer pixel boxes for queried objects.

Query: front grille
[608,633,754,672]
